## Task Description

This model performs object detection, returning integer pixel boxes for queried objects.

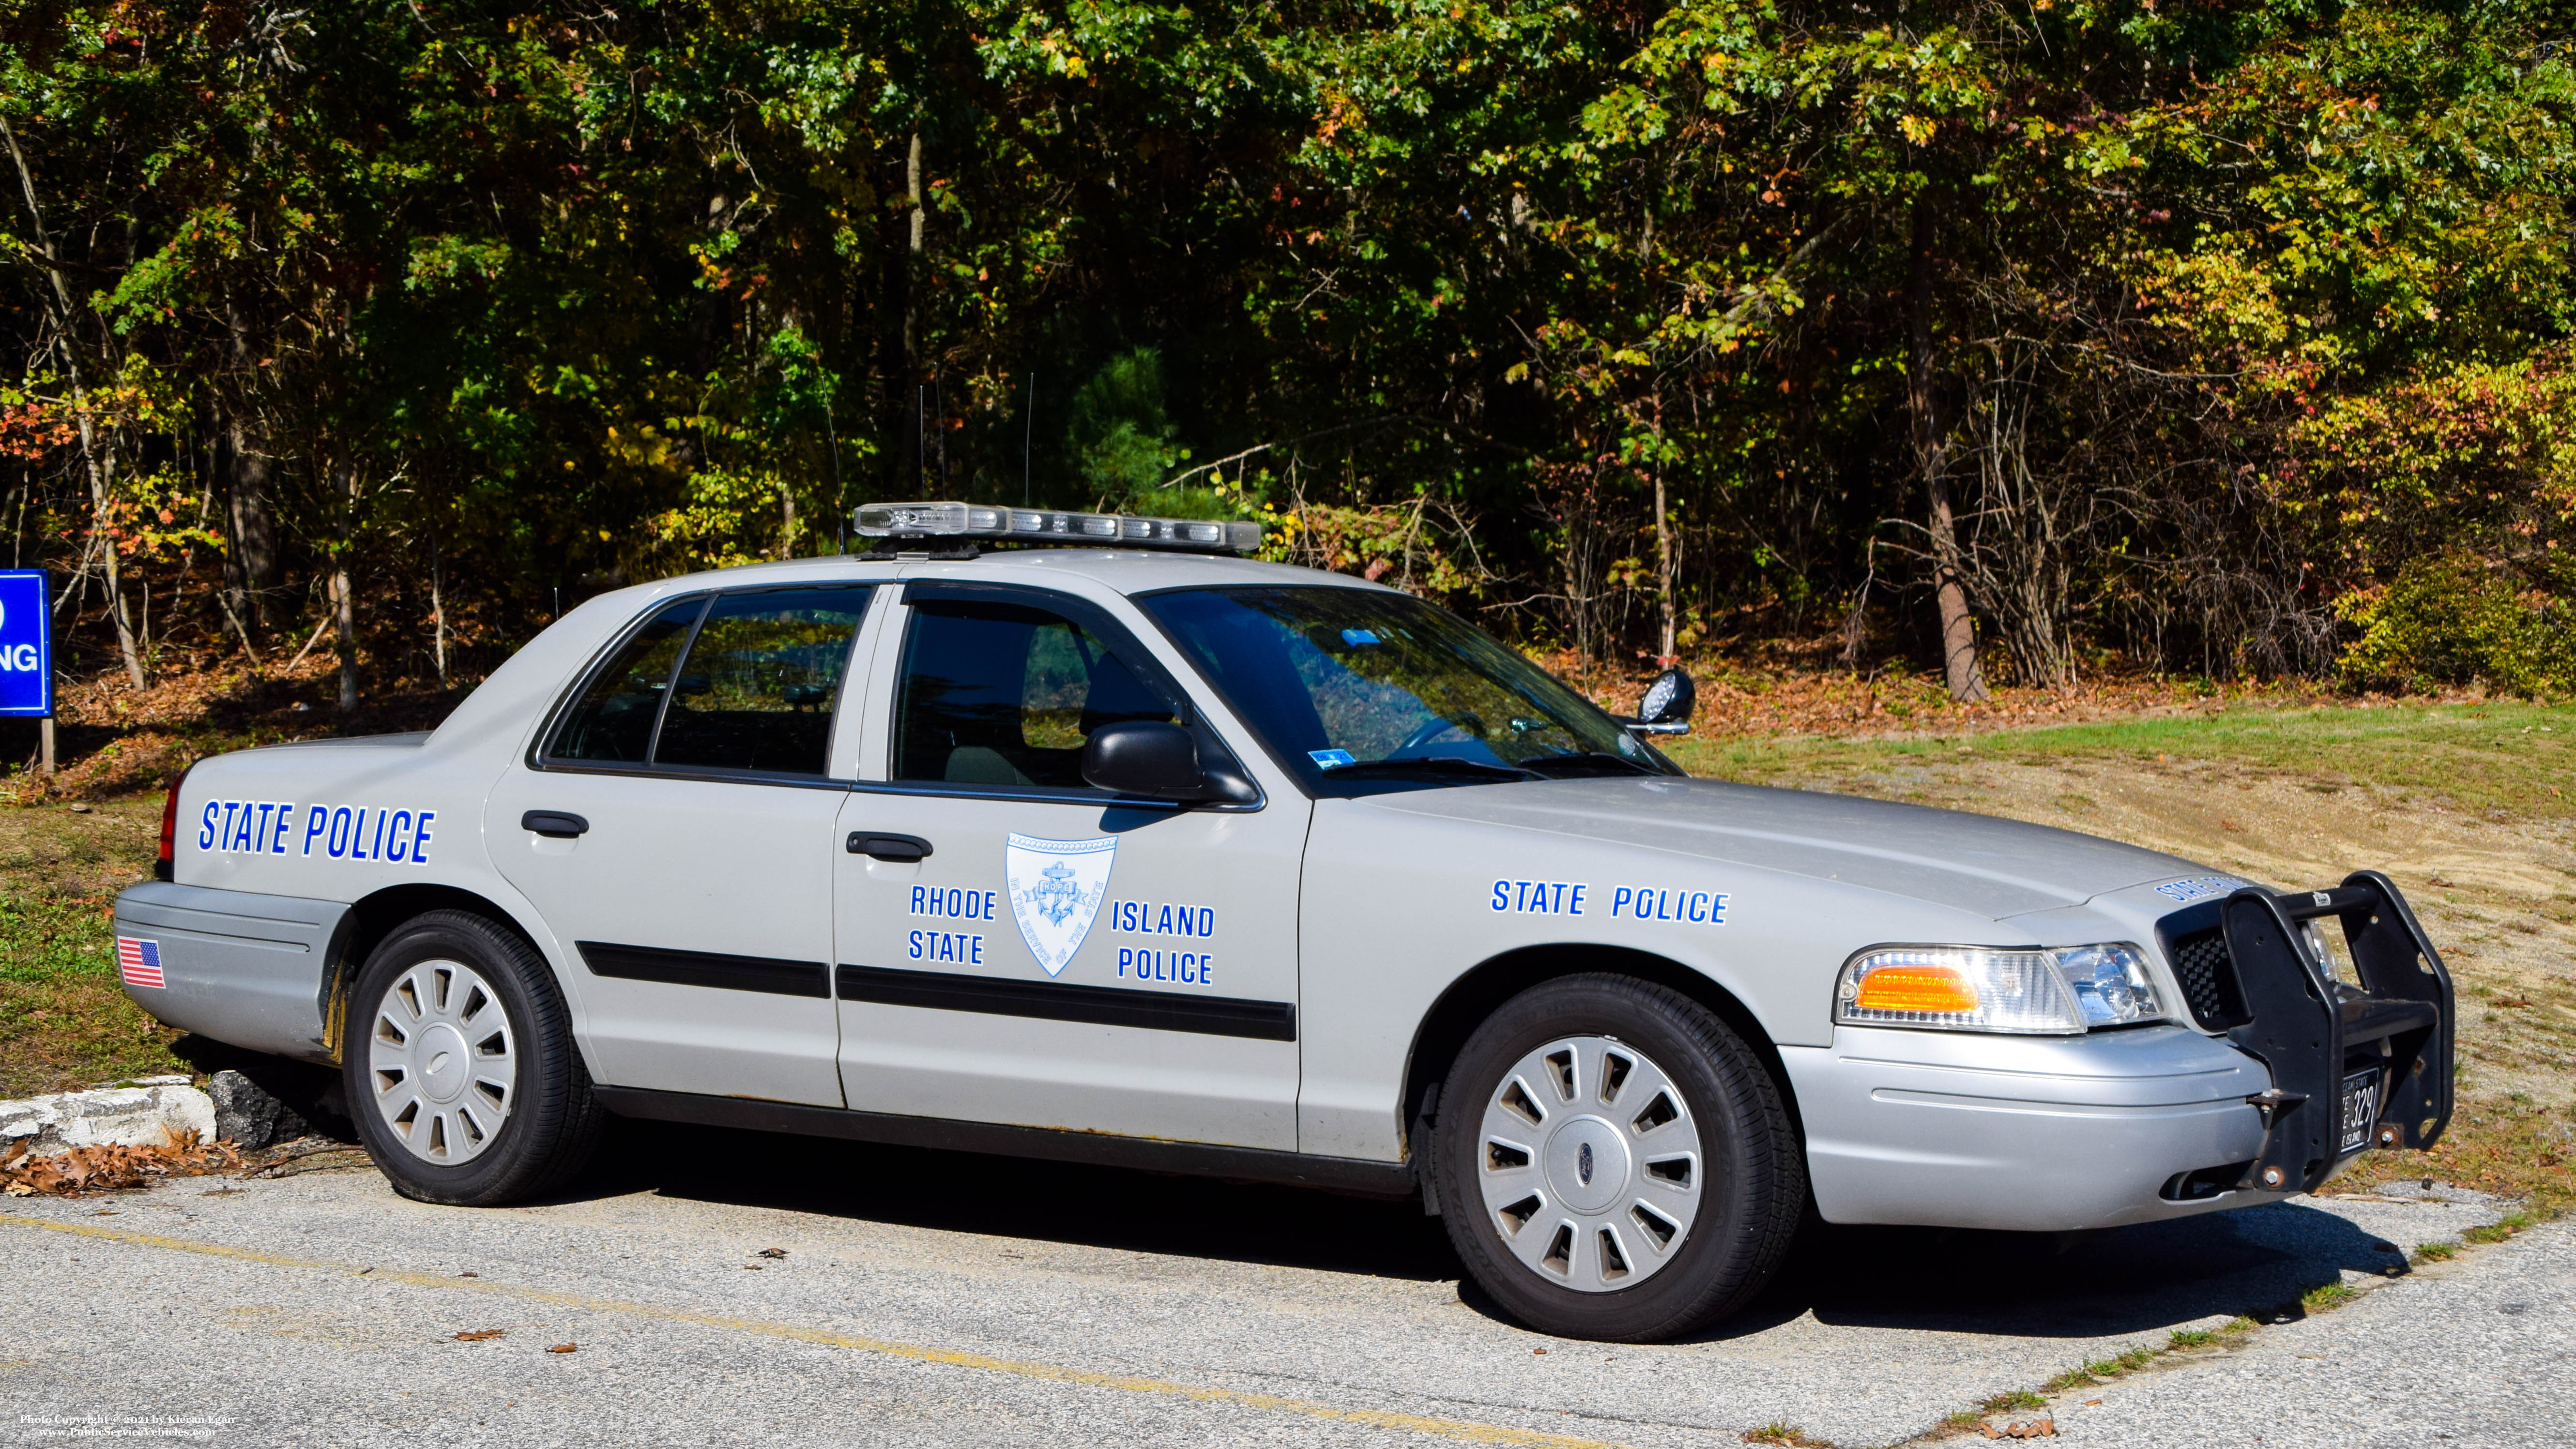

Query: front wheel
[1432,974,1805,1341]
[342,909,603,1205]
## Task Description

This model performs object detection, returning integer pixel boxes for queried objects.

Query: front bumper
[1786,870,2453,1231]
[1784,1024,2285,1230]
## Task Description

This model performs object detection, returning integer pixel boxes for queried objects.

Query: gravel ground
[0,1128,2534,1448]
[2054,1216,2573,1448]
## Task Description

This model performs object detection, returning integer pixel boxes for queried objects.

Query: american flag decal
[117,937,165,990]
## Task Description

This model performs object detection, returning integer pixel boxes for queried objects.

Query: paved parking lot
[0,1126,2540,1448]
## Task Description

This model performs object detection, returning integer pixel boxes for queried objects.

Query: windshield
[1137,586,1677,793]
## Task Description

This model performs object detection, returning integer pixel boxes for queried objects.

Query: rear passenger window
[654,588,876,776]
[894,599,1175,788]
[549,598,703,763]
[546,587,873,776]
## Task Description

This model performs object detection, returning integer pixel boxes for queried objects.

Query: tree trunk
[878,131,921,497]
[89,429,149,689]
[223,301,281,639]
[1650,397,1677,664]
[226,418,279,638]
[333,464,359,711]
[430,547,447,689]
[3,114,145,689]
[1908,194,1988,703]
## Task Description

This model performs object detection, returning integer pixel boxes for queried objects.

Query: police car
[114,503,2454,1342]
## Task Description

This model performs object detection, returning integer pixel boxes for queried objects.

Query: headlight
[1834,943,2164,1035]
[2300,920,2357,989]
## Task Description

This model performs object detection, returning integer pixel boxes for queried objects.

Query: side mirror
[1082,721,1209,799]
[1623,667,1694,737]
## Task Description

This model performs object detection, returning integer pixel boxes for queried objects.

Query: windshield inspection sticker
[2153,875,2248,904]
[1006,834,1116,977]
[1309,748,1357,768]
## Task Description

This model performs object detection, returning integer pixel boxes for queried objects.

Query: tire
[1432,973,1805,1341]
[341,909,604,1206]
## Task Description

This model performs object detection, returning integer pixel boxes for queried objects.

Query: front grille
[2169,928,2252,1030]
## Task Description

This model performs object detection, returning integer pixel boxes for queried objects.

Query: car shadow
[579,1117,1463,1282]
[571,1119,2405,1337]
[1680,1202,2409,1342]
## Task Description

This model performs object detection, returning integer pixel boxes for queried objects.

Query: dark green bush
[2337,554,2576,697]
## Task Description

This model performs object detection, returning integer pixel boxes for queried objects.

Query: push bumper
[2182,870,2454,1193]
[110,882,350,1064]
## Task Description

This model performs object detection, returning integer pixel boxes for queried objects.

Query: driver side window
[892,597,1176,789]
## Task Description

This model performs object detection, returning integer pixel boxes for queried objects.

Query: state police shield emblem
[1005,833,1117,977]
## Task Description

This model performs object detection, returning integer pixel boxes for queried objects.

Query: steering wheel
[1397,716,1469,753]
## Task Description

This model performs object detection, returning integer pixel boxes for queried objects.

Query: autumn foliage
[0,0,2568,705]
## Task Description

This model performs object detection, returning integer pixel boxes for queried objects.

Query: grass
[0,796,191,1097]
[2299,1281,2358,1313]
[2411,1241,2461,1263]
[2412,1101,2575,1218]
[1933,1392,2053,1438]
[1740,1426,1831,1448]
[2463,1212,2533,1244]
[1665,699,2576,824]
[2034,1318,2261,1396]
[2042,1345,2163,1392]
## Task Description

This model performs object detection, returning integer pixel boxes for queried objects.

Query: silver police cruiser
[114,502,2455,1341]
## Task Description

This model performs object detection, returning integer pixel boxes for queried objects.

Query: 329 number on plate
[2339,1068,2382,1157]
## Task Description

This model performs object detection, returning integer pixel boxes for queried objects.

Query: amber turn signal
[1851,964,1980,1015]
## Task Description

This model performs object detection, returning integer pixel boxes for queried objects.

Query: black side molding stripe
[591,1086,1408,1197]
[579,942,830,999]
[835,963,1295,1041]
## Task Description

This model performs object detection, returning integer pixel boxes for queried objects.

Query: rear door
[831,580,1309,1149]
[488,584,880,1106]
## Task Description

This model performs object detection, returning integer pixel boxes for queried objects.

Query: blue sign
[0,570,54,717]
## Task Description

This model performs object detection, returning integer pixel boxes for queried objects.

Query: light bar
[852,501,1261,555]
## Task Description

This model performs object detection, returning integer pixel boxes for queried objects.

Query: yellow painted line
[1,1212,1625,1448]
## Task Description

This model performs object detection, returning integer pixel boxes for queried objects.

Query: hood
[1368,775,2208,921]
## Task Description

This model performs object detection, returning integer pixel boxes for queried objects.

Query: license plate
[2338,1068,2383,1156]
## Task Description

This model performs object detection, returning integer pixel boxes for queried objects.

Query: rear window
[546,586,875,777]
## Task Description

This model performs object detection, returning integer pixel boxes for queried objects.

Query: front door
[488,583,880,1106]
[833,582,1307,1149]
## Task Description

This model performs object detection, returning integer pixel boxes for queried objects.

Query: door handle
[848,832,932,862]
[522,810,591,839]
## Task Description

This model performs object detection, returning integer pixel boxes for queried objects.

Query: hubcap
[1477,1036,1702,1292]
[367,960,517,1165]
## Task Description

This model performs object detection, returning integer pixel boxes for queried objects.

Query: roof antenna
[1022,372,1035,507]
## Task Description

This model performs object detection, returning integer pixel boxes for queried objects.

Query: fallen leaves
[547,1343,578,1355]
[453,1329,505,1342]
[755,1247,788,1260]
[1981,1418,2058,1439]
[0,1129,240,1197]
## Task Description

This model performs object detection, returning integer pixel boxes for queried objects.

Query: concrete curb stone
[0,1075,217,1154]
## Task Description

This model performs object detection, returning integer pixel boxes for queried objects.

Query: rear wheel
[342,910,602,1205]
[1433,973,1804,1341]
